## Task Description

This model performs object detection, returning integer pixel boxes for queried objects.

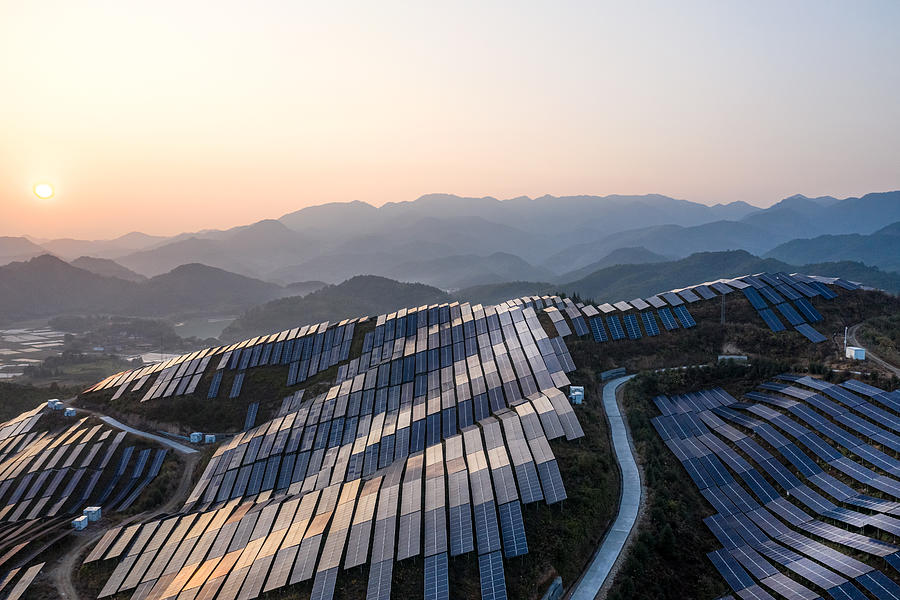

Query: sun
[33,183,55,199]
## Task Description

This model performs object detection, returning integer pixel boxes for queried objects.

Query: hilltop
[221,275,453,340]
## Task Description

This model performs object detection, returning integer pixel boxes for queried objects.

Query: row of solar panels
[89,296,577,405]
[86,295,585,600]
[653,378,900,600]
[0,561,44,600]
[87,399,581,600]
[741,278,833,342]
[0,416,168,526]
[85,272,850,405]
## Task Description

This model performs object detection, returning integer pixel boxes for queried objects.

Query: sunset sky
[2,1,898,239]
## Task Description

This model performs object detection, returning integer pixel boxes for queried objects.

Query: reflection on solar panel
[657,308,679,331]
[605,315,625,340]
[640,312,660,336]
[757,309,785,332]
[660,292,683,307]
[677,289,701,303]
[795,324,827,343]
[623,314,642,339]
[672,306,696,328]
[71,273,851,600]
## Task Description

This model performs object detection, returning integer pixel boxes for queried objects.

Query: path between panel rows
[568,374,641,600]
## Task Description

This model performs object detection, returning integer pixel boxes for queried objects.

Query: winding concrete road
[95,416,198,454]
[569,374,640,600]
[61,399,197,455]
[848,324,900,378]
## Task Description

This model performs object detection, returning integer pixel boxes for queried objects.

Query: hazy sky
[2,1,898,239]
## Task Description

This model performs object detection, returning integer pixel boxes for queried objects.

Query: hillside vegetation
[0,255,286,321]
[221,275,452,341]
[560,250,900,302]
[766,221,900,273]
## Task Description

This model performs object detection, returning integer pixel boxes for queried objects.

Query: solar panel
[478,550,508,600]
[207,371,223,399]
[366,559,393,600]
[229,372,245,398]
[809,281,839,299]
[795,324,827,343]
[757,309,786,332]
[742,288,768,310]
[657,308,679,331]
[244,402,260,430]
[473,500,502,554]
[588,317,608,342]
[424,552,449,600]
[640,312,660,336]
[793,298,823,322]
[758,286,785,305]
[537,460,567,504]
[677,289,701,303]
[775,303,805,326]
[673,305,696,328]
[498,501,528,557]
[605,315,625,341]
[693,285,717,300]
[623,314,642,339]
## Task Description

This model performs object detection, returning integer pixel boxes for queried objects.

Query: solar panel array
[86,271,845,406]
[85,297,585,600]
[730,273,834,341]
[0,406,171,598]
[652,377,900,600]
[71,272,852,600]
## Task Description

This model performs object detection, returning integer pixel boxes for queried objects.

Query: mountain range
[2,247,898,334]
[3,191,899,291]
[219,250,900,341]
[0,255,289,323]
[766,221,900,274]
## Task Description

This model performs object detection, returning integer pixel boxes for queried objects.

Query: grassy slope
[0,381,79,422]
[859,313,900,366]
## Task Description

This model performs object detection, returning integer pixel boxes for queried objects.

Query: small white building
[84,506,102,522]
[47,399,64,410]
[846,346,866,360]
[569,386,585,405]
[718,355,748,363]
[190,432,203,443]
[72,515,89,530]
[204,434,216,444]
[63,407,76,417]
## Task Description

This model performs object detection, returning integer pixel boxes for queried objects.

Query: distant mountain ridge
[6,190,898,292]
[766,221,900,273]
[222,275,453,341]
[71,256,147,282]
[0,255,288,322]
